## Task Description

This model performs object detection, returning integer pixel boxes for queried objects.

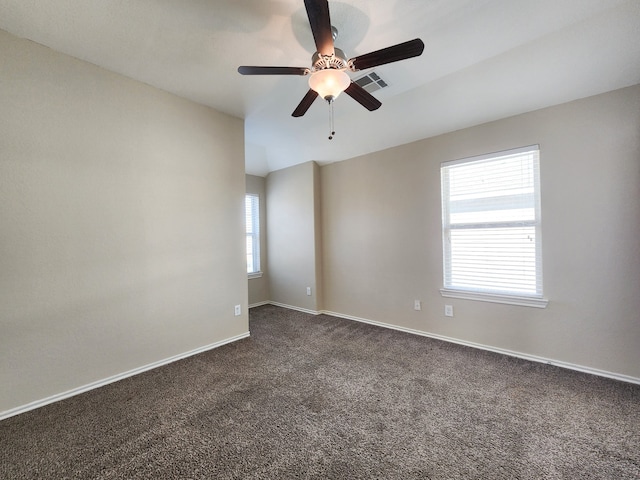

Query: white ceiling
[1,0,639,176]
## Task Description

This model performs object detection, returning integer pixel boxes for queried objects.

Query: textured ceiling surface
[1,0,639,175]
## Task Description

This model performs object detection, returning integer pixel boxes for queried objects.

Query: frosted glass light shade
[308,69,350,101]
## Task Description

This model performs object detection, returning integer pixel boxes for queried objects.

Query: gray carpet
[1,305,639,479]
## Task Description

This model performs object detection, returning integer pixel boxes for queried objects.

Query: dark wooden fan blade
[304,0,334,56]
[349,38,425,71]
[292,89,319,117]
[238,66,309,75]
[344,82,382,111]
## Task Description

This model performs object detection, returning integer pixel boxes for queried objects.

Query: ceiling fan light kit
[308,68,350,102]
[238,0,424,137]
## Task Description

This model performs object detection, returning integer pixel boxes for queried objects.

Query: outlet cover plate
[445,305,453,317]
[234,305,241,316]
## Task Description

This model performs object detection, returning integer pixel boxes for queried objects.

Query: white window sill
[440,288,548,308]
[248,271,263,279]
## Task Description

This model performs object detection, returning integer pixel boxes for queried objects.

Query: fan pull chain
[328,101,335,140]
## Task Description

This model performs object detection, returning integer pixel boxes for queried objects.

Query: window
[440,145,547,307]
[245,194,261,276]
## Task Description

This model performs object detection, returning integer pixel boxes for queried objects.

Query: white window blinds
[245,194,260,274]
[441,145,543,301]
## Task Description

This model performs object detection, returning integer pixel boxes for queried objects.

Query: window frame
[245,194,262,278]
[440,145,548,308]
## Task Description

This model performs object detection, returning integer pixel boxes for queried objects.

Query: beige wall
[321,84,640,379]
[246,174,270,306]
[266,161,323,312]
[0,30,248,414]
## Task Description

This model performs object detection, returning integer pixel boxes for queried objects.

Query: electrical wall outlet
[444,305,454,317]
[306,287,312,296]
[414,300,421,311]
[234,304,241,316]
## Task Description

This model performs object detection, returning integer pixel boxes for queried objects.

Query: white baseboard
[249,301,270,309]
[0,331,250,421]
[321,309,640,386]
[268,301,321,316]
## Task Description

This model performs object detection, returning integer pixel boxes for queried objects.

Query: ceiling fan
[238,0,424,123]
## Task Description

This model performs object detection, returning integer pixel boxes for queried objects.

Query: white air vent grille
[354,71,388,93]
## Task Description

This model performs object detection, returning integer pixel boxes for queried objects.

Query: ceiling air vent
[354,71,388,93]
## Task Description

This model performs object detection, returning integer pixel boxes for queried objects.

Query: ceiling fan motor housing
[312,48,348,71]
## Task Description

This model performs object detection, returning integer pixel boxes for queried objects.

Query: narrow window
[245,194,260,275]
[441,145,546,307]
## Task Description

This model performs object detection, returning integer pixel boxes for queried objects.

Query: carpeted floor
[1,305,639,479]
